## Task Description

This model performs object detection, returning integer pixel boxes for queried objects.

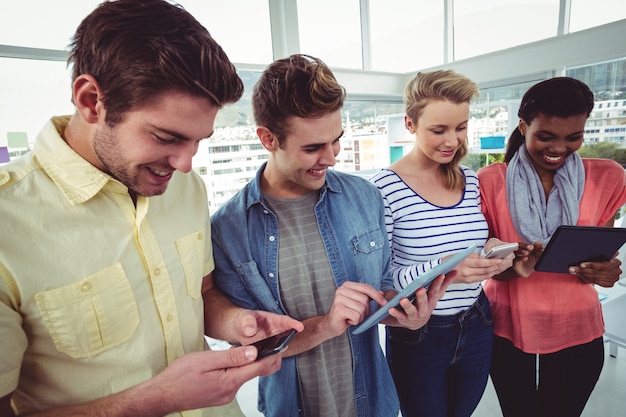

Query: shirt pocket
[34,263,139,359]
[351,228,386,287]
[175,229,206,300]
[351,228,385,255]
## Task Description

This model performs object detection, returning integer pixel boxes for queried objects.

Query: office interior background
[1,0,625,213]
[2,1,626,416]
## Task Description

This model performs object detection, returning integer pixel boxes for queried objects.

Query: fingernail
[244,347,256,360]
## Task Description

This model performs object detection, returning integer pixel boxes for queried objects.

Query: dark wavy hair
[68,0,243,125]
[252,54,346,146]
[504,77,594,162]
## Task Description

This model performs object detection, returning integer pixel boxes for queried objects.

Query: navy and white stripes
[371,166,489,315]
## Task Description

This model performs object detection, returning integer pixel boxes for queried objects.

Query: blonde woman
[370,70,513,417]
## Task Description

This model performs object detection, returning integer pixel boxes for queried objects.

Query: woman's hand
[512,241,543,278]
[383,272,456,330]
[451,243,514,284]
[570,252,622,287]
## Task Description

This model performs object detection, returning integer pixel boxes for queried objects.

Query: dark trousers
[387,290,493,417]
[490,335,604,417]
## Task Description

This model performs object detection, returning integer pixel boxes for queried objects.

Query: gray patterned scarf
[506,145,585,246]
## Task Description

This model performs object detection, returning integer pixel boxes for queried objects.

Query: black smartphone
[249,329,298,360]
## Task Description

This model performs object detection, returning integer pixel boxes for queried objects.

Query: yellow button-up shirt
[0,117,242,416]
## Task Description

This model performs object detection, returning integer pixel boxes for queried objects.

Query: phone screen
[250,329,298,360]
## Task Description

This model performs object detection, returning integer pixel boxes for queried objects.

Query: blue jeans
[386,290,493,417]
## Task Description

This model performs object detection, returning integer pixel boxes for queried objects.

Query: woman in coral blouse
[478,77,626,417]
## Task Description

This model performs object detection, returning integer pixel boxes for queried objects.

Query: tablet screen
[352,243,477,335]
[534,225,626,274]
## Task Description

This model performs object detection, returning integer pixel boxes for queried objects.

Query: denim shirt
[211,164,399,417]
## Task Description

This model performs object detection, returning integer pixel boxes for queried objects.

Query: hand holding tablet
[352,243,477,335]
[534,226,626,274]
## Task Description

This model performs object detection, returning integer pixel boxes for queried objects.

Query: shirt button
[269,273,275,278]
[269,236,275,242]
[154,268,161,276]
[81,282,91,292]
[263,209,269,215]
[370,241,376,247]
[166,313,173,322]
[197,232,203,240]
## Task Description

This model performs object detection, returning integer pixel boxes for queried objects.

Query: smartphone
[482,242,519,259]
[249,329,298,360]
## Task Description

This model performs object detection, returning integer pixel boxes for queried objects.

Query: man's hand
[202,272,302,344]
[282,281,387,356]
[323,281,387,338]
[0,347,286,417]
[233,309,304,345]
[143,347,283,412]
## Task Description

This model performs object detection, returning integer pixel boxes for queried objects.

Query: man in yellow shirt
[0,1,302,416]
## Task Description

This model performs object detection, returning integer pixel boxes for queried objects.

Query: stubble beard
[93,124,150,197]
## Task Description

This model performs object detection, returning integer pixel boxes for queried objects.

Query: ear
[518,119,527,136]
[257,126,279,152]
[73,74,105,124]
[404,116,415,134]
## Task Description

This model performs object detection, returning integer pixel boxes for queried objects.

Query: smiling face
[92,91,218,198]
[259,110,343,198]
[520,112,587,177]
[407,99,469,167]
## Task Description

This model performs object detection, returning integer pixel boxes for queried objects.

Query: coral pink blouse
[479,158,626,354]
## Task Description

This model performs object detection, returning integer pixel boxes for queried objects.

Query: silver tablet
[352,243,477,335]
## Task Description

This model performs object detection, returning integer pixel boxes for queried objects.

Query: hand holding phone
[481,242,519,259]
[249,329,298,360]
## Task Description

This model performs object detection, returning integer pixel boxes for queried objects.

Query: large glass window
[568,58,626,146]
[569,0,626,32]
[463,58,626,171]
[337,101,404,173]
[369,0,444,72]
[0,1,102,49]
[454,0,559,60]
[0,1,272,64]
[471,80,538,144]
[3,1,625,210]
[567,58,626,100]
[297,0,363,69]
[0,57,73,146]
[182,0,273,64]
[192,70,405,213]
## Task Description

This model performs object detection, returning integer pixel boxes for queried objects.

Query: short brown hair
[69,0,243,125]
[252,54,346,145]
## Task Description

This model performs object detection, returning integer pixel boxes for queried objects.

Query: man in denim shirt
[211,54,452,417]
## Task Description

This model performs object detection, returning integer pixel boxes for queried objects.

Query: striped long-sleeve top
[370,166,489,315]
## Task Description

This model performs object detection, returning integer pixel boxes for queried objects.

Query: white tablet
[352,243,477,335]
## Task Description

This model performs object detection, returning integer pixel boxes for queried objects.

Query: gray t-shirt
[264,190,356,417]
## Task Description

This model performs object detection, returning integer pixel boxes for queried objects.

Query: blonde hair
[404,70,479,190]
